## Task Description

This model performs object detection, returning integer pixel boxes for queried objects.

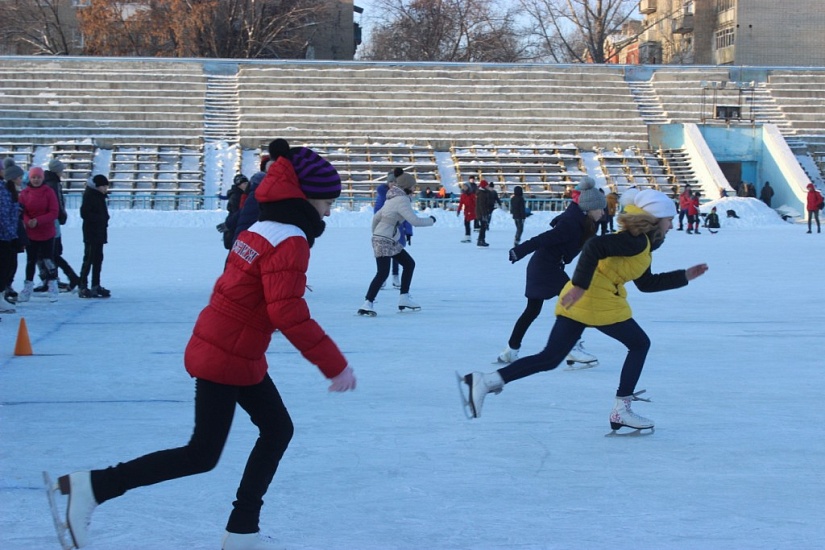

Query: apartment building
[639,0,825,66]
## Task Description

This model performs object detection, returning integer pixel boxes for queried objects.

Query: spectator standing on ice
[37,158,80,293]
[78,175,112,299]
[475,180,493,247]
[509,185,527,246]
[18,167,59,303]
[48,144,356,550]
[806,183,823,233]
[456,181,477,243]
[677,184,692,231]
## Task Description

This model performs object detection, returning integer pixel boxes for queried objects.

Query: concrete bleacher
[292,142,440,199]
[108,145,204,209]
[2,58,825,208]
[0,58,206,146]
[237,64,650,151]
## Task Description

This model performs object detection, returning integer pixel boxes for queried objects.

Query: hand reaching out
[686,263,709,281]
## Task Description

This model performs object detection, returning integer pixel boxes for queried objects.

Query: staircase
[204,74,240,143]
[749,84,804,150]
[628,81,669,125]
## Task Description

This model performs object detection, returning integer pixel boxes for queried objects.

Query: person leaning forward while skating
[46,141,357,550]
[460,189,708,434]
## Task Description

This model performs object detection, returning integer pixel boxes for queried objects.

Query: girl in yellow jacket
[460,189,708,433]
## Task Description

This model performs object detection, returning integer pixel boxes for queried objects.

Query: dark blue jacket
[231,171,265,243]
[511,202,588,300]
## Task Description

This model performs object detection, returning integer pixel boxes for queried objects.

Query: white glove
[328,366,356,392]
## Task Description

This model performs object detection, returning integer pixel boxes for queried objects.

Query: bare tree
[519,0,640,63]
[0,0,76,55]
[77,0,326,58]
[361,0,529,62]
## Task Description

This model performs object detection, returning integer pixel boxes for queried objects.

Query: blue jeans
[497,315,651,397]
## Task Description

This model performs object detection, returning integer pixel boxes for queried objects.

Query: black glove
[216,222,228,233]
[406,234,412,246]
[509,248,521,263]
[430,216,436,223]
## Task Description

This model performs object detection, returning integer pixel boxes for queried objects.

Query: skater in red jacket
[48,139,356,550]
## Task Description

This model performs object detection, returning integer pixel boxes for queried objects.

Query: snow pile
[699,196,789,228]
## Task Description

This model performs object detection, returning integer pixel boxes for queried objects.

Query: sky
[1,197,824,549]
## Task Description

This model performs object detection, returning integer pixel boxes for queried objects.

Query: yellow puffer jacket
[555,238,651,326]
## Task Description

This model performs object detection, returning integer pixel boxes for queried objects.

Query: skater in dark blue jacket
[497,177,604,368]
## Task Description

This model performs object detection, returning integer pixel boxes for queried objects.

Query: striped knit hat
[290,147,342,199]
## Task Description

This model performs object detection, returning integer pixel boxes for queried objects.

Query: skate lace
[629,390,651,402]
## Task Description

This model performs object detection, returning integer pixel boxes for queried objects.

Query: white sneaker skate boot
[58,471,98,548]
[357,300,376,317]
[47,279,59,303]
[222,531,283,550]
[398,293,421,311]
[497,346,519,363]
[565,340,598,369]
[392,274,401,288]
[18,280,34,303]
[609,395,654,432]
[462,371,504,418]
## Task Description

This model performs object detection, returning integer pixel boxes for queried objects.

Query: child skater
[496,177,604,369]
[47,142,357,550]
[462,189,708,433]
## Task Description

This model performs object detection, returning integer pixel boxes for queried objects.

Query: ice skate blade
[43,471,76,550]
[397,306,421,312]
[455,371,476,419]
[605,427,655,437]
[564,360,598,371]
[357,309,377,317]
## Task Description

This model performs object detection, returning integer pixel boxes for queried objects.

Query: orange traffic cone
[14,317,33,356]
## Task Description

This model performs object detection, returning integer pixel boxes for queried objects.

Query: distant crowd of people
[1,158,112,316]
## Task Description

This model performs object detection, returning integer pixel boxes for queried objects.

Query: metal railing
[64,193,571,213]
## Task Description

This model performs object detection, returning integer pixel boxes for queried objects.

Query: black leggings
[25,238,56,281]
[498,315,651,397]
[365,249,415,301]
[507,298,544,350]
[90,375,293,534]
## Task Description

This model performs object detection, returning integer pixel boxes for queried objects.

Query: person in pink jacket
[48,140,356,550]
[17,167,59,302]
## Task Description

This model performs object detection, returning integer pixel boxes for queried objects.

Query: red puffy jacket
[806,185,823,212]
[19,183,58,241]
[184,160,347,386]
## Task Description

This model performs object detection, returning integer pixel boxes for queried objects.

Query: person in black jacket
[38,158,81,292]
[78,175,111,298]
[509,185,527,246]
[496,177,604,367]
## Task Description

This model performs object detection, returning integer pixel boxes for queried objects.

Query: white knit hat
[633,189,677,218]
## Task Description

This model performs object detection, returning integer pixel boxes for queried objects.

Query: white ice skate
[48,280,59,303]
[496,346,519,364]
[17,280,33,303]
[607,391,654,436]
[398,293,421,312]
[392,274,401,288]
[461,236,471,243]
[564,340,599,370]
[456,371,504,419]
[357,300,376,317]
[222,531,284,550]
[44,470,98,549]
